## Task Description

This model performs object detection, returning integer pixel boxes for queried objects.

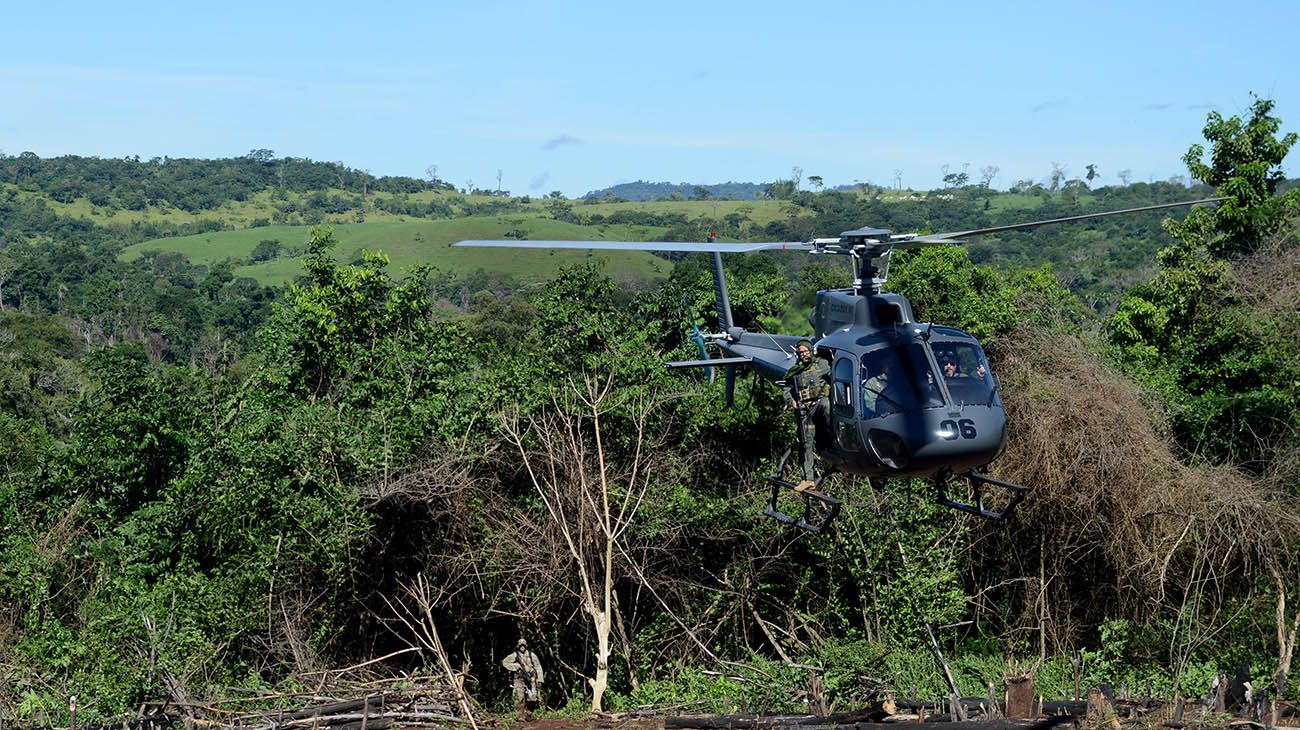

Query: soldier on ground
[502,638,545,721]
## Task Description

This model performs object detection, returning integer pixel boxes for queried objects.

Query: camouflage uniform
[502,640,544,720]
[862,373,888,417]
[784,346,831,482]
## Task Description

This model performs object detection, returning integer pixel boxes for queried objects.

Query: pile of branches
[138,674,482,730]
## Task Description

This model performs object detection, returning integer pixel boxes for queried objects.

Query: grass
[122,216,677,286]
[574,198,789,225]
[111,190,1068,288]
[6,181,827,231]
[10,185,520,227]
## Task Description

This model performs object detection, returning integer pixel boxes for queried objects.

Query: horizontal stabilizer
[664,356,753,370]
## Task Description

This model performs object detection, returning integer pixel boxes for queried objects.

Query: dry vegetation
[988,313,1300,682]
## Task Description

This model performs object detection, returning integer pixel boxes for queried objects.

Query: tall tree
[1173,94,1300,258]
[1109,95,1300,467]
[498,374,669,712]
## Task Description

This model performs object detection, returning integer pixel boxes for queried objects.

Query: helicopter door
[831,356,860,451]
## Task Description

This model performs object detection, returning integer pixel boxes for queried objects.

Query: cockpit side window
[832,356,855,414]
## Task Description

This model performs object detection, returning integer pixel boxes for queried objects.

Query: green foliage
[0,312,85,431]
[891,247,1076,344]
[0,153,435,214]
[836,481,968,643]
[611,660,806,714]
[249,238,281,262]
[669,254,791,331]
[1108,97,1299,467]
[69,343,197,514]
[816,637,889,700]
[1176,95,1300,258]
[5,122,1300,718]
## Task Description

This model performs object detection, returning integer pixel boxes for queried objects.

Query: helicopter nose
[863,408,1006,475]
[909,410,1006,470]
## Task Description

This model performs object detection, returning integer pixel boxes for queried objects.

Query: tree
[1048,162,1067,192]
[790,166,803,191]
[1085,164,1099,185]
[1108,95,1300,466]
[0,254,16,310]
[979,165,1000,189]
[249,239,281,263]
[1174,94,1300,258]
[1118,168,1133,185]
[498,374,668,713]
[764,180,796,200]
[807,175,824,191]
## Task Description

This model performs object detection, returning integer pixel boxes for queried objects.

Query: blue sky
[2,1,1296,197]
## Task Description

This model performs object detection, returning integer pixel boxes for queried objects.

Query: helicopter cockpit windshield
[932,341,998,406]
[860,344,943,418]
[859,337,998,418]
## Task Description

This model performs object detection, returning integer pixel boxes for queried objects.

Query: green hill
[122,216,676,285]
[8,151,1258,306]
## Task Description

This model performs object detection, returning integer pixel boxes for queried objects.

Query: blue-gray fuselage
[718,289,1006,478]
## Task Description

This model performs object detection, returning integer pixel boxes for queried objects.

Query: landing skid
[762,448,843,533]
[934,471,1027,520]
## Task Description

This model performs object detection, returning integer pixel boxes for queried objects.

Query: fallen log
[244,710,468,729]
[893,699,1087,716]
[274,695,394,721]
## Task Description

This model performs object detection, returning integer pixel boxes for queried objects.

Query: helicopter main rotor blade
[455,240,815,253]
[901,197,1226,244]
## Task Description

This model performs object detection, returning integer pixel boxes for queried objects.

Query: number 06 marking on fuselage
[939,419,978,440]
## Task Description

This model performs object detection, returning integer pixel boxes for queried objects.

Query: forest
[0,97,1297,726]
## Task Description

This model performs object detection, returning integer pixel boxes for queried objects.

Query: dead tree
[496,372,668,713]
[378,573,480,730]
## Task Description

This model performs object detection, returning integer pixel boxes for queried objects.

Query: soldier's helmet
[517,638,528,649]
[796,339,813,351]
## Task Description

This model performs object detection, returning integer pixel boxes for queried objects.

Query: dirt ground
[496,719,663,730]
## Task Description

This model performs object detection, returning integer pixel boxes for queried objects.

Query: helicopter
[456,197,1223,532]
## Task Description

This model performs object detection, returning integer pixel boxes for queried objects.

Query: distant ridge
[582,180,767,201]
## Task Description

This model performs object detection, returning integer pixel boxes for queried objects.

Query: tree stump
[1005,674,1035,719]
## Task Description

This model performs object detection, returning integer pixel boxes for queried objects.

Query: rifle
[513,653,539,700]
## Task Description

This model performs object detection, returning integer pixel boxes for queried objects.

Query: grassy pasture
[123,216,677,285]
[8,185,531,227]
[8,179,812,230]
[574,198,788,225]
